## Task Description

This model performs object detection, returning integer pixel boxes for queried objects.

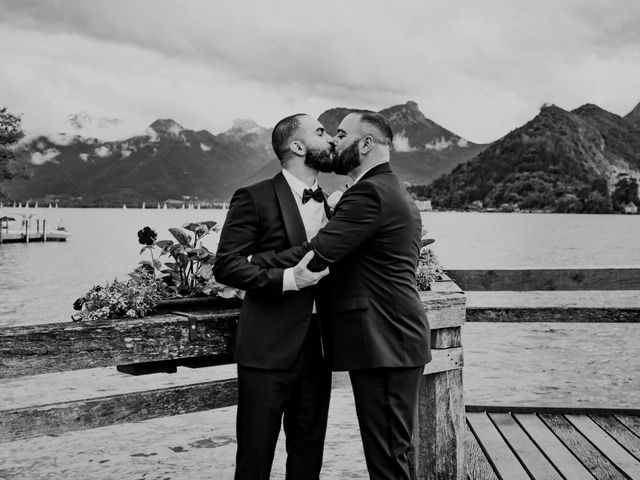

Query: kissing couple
[214,110,431,480]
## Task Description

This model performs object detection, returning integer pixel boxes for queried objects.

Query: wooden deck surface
[465,406,640,480]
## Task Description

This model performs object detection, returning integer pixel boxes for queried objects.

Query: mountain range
[0,102,485,205]
[2,99,639,211]
[424,101,640,212]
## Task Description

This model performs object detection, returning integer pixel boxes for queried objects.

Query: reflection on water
[463,322,640,407]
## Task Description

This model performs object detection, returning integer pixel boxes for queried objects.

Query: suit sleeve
[213,188,284,296]
[250,243,311,268]
[307,182,381,271]
[250,183,381,272]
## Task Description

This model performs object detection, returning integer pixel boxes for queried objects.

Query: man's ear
[289,140,306,157]
[361,136,374,155]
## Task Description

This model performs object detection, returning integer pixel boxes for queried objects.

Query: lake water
[1,208,639,406]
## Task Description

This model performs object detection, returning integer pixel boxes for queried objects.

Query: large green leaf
[169,228,191,245]
[155,240,174,249]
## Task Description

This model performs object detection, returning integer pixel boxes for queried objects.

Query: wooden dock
[465,406,640,480]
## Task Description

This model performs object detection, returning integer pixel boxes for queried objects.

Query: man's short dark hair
[272,113,305,161]
[356,111,393,145]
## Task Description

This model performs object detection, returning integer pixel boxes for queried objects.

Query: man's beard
[305,145,334,173]
[333,139,361,176]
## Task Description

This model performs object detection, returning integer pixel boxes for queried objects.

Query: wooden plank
[590,415,640,461]
[464,421,499,480]
[431,327,461,349]
[467,405,640,416]
[466,412,530,480]
[446,268,640,291]
[423,347,462,375]
[417,369,465,479]
[566,414,640,478]
[0,311,237,379]
[420,291,466,330]
[429,279,463,294]
[616,415,640,439]
[514,413,595,480]
[489,413,563,479]
[541,414,626,480]
[0,288,463,379]
[0,378,237,443]
[467,307,640,323]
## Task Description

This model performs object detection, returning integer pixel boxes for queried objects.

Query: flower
[137,226,158,246]
[73,297,85,311]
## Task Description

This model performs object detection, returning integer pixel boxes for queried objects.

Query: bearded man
[251,111,431,480]
[214,113,334,480]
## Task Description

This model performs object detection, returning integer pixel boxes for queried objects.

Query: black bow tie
[302,187,324,204]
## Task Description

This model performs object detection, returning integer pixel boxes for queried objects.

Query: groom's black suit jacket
[253,163,432,371]
[213,172,327,370]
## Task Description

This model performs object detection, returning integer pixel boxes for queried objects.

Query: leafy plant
[415,234,445,291]
[137,221,237,298]
[73,221,240,321]
[71,269,164,322]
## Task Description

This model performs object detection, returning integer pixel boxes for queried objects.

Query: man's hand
[293,251,329,289]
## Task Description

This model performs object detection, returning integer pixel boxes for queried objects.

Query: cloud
[1,0,640,143]
[30,148,60,165]
[392,132,416,153]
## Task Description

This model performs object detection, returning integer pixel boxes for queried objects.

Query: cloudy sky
[1,0,640,143]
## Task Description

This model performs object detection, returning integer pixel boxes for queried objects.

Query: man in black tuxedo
[213,113,335,480]
[252,111,431,480]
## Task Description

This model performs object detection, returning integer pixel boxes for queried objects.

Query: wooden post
[416,280,466,479]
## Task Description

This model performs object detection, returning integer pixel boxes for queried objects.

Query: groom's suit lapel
[272,172,307,247]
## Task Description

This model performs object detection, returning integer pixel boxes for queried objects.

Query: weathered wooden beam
[0,311,237,379]
[417,368,465,479]
[0,347,463,442]
[0,288,463,379]
[466,307,640,322]
[0,378,237,443]
[466,405,640,416]
[431,327,461,348]
[446,268,640,291]
[420,289,466,330]
[424,347,463,375]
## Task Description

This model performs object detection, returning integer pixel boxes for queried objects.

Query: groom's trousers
[234,318,332,480]
[349,366,423,480]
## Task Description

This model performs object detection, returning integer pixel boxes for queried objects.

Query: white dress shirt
[281,168,328,292]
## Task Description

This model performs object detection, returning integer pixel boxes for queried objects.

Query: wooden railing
[2,267,638,478]
[447,268,640,322]
[0,278,466,480]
